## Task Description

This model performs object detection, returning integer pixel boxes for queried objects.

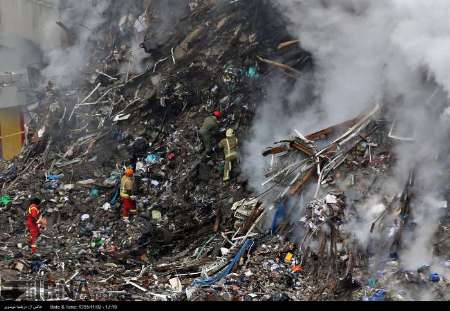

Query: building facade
[0,0,61,160]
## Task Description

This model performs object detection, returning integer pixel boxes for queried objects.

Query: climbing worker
[26,198,46,254]
[199,111,221,153]
[120,167,136,223]
[219,128,239,182]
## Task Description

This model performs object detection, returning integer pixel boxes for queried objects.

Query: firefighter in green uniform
[219,128,238,182]
[199,111,222,153]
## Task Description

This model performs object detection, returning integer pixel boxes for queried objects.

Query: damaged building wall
[0,0,449,302]
[0,33,42,160]
[0,0,63,160]
[0,0,62,50]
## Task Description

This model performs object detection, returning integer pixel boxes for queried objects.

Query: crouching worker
[219,128,239,182]
[199,111,221,154]
[120,167,136,223]
[27,198,46,254]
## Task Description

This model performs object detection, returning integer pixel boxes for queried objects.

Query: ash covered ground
[1,0,450,302]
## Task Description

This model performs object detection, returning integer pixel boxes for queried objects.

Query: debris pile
[0,0,449,302]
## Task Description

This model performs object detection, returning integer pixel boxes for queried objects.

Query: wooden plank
[277,39,300,50]
[238,202,263,235]
[290,142,314,156]
[257,56,301,74]
[262,145,288,157]
[306,118,359,141]
[289,167,315,195]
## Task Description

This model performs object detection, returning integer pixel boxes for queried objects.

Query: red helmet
[213,111,222,119]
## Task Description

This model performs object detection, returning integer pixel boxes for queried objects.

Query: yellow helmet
[226,128,234,137]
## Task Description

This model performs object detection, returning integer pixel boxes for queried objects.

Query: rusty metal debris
[0,0,449,303]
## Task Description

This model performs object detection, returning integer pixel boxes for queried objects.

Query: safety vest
[221,137,238,161]
[120,176,133,198]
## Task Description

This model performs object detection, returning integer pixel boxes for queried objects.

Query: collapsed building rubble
[254,104,450,300]
[0,0,449,302]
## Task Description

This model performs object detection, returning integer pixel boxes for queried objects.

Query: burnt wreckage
[0,0,449,302]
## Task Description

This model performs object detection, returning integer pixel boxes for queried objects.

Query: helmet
[226,128,234,137]
[124,168,134,177]
[213,111,222,119]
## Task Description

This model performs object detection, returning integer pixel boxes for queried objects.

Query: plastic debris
[284,252,293,264]
[90,188,100,198]
[77,179,96,185]
[151,180,160,187]
[0,195,11,206]
[246,66,259,79]
[151,210,161,220]
[167,152,176,161]
[145,154,159,164]
[101,202,111,211]
[169,277,183,293]
[429,273,440,283]
[368,290,386,301]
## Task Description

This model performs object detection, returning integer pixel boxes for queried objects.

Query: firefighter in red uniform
[26,198,45,254]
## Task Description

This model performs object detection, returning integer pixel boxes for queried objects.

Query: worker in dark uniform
[199,111,221,153]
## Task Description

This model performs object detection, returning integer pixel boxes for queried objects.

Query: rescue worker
[199,111,221,153]
[120,167,136,223]
[26,198,45,254]
[219,128,239,182]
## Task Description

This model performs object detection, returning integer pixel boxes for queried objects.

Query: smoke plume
[243,0,450,272]
[41,0,112,86]
[41,0,191,86]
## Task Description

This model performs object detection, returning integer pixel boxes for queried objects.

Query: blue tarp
[109,178,120,205]
[46,174,63,181]
[246,67,260,79]
[192,239,253,287]
[146,153,159,164]
[271,201,287,233]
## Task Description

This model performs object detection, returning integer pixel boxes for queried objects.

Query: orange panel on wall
[0,106,24,160]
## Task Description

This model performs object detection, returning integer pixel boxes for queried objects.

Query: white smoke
[243,0,450,276]
[41,0,191,86]
[42,0,112,87]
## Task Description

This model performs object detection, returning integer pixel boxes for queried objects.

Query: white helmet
[226,128,234,137]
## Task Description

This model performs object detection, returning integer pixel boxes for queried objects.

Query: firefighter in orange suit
[120,168,136,223]
[27,198,46,254]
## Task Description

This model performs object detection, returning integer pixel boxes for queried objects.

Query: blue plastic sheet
[192,239,253,287]
[271,201,287,233]
[370,289,386,301]
[90,188,100,198]
[246,67,260,79]
[146,154,159,164]
[46,174,63,181]
[430,272,440,283]
[109,179,120,205]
